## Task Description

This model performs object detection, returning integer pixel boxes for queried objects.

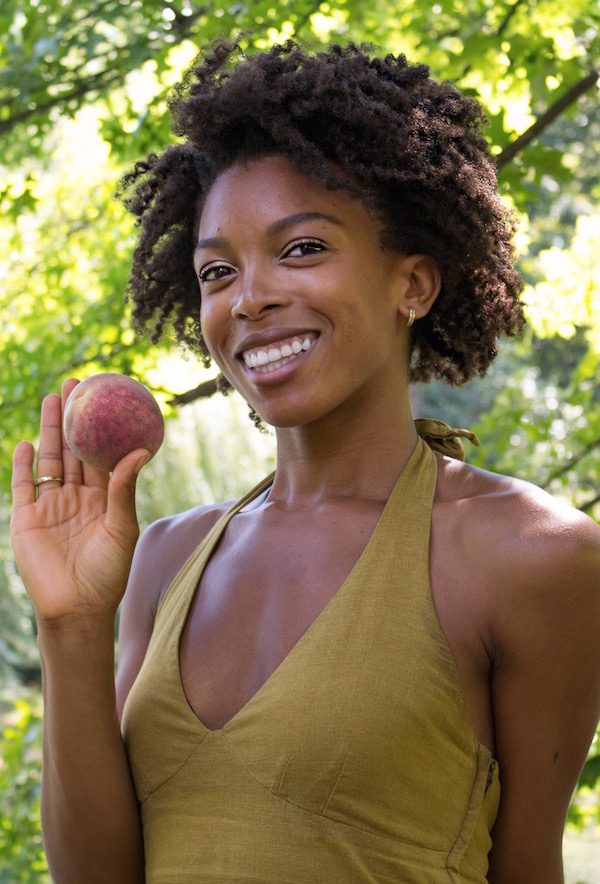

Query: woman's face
[194,155,421,430]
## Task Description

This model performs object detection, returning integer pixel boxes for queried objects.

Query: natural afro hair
[119,39,524,385]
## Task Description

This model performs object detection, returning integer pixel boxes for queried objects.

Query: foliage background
[1,0,600,877]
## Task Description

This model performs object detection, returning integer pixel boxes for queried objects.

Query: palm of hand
[11,481,139,624]
[10,381,146,627]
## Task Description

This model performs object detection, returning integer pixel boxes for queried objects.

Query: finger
[60,378,110,491]
[60,378,84,484]
[81,460,111,491]
[11,441,36,508]
[104,449,151,542]
[36,394,65,496]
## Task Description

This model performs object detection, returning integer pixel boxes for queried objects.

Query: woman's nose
[231,273,290,320]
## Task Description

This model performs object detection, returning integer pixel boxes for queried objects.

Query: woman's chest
[179,502,384,730]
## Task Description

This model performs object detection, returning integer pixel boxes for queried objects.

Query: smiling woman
[120,40,524,387]
[10,39,600,884]
[192,155,435,430]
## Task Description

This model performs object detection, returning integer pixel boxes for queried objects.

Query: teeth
[242,334,316,371]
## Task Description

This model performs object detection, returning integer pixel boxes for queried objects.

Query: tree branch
[0,6,207,137]
[495,67,599,169]
[0,68,122,135]
[426,0,526,63]
[579,492,600,515]
[497,0,527,38]
[168,377,219,405]
[541,435,600,490]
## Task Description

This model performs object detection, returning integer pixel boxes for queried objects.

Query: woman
[11,41,600,882]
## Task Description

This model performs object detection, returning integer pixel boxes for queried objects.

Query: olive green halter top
[122,424,500,882]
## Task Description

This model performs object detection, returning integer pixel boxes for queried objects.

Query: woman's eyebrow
[266,211,343,236]
[195,235,229,252]
[195,211,342,252]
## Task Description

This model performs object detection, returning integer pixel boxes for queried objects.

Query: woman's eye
[284,239,325,259]
[198,263,234,284]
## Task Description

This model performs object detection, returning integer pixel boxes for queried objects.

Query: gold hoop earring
[407,306,416,328]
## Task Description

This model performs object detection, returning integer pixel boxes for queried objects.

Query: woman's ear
[396,254,442,325]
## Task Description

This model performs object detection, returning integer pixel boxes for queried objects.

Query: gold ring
[35,476,64,488]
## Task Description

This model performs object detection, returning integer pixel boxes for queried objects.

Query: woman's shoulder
[135,469,273,598]
[141,500,235,558]
[433,454,600,654]
[132,497,246,619]
[435,453,600,557]
[115,499,235,718]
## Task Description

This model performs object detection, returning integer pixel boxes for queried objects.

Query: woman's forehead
[197,156,363,236]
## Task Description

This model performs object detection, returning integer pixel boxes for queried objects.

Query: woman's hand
[10,378,150,626]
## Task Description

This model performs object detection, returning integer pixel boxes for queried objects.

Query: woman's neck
[268,393,418,507]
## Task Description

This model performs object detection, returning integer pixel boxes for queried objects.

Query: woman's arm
[36,619,145,883]
[10,381,147,883]
[487,503,600,883]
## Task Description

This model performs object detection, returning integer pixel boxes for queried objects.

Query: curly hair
[119,39,524,386]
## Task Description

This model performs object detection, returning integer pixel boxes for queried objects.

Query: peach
[64,373,164,472]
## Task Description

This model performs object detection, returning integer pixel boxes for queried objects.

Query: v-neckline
[177,439,425,735]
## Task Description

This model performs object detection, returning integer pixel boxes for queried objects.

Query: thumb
[105,449,151,537]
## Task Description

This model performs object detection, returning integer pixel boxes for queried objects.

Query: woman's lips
[241,333,318,373]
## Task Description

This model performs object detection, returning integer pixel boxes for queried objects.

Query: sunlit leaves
[524,212,600,347]
[0,689,47,881]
